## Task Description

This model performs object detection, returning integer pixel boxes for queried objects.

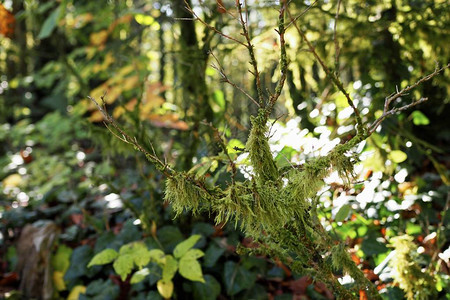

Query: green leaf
[192,274,221,300]
[88,249,118,268]
[204,243,225,268]
[388,150,407,163]
[113,254,134,281]
[52,244,73,273]
[335,204,351,222]
[149,249,166,264]
[162,255,178,281]
[227,139,245,154]
[210,90,225,113]
[181,249,204,260]
[130,268,150,284]
[179,256,205,283]
[223,261,256,296]
[157,279,174,299]
[131,243,151,269]
[412,110,430,125]
[173,234,201,259]
[38,6,61,39]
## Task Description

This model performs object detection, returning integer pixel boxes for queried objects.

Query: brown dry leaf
[88,110,104,123]
[0,4,15,37]
[121,75,139,91]
[108,14,133,32]
[148,114,189,130]
[90,30,109,46]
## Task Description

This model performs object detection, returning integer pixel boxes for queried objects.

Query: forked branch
[368,63,450,135]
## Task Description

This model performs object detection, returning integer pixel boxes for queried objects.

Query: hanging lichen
[389,235,436,300]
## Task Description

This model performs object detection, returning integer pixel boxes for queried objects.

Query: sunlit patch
[104,193,123,209]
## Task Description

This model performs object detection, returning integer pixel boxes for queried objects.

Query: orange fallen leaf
[0,4,15,37]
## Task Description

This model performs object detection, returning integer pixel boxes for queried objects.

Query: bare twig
[285,0,318,30]
[333,0,342,75]
[183,0,246,47]
[287,8,363,131]
[88,95,172,178]
[209,51,260,107]
[237,0,265,106]
[368,63,450,135]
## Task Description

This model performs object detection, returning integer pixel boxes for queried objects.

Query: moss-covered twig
[368,63,450,135]
[237,0,265,106]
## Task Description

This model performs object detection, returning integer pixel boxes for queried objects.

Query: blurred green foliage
[0,0,449,299]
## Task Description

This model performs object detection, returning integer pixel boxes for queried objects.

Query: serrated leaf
[38,6,61,39]
[88,249,118,267]
[389,150,407,163]
[181,249,204,260]
[335,204,351,222]
[412,110,430,126]
[113,254,134,281]
[157,279,174,299]
[162,255,178,281]
[173,235,201,259]
[130,268,150,284]
[179,257,205,283]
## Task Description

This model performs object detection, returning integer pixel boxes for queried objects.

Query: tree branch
[368,63,450,135]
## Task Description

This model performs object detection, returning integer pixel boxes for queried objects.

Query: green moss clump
[389,235,435,300]
[164,173,211,216]
[246,112,279,184]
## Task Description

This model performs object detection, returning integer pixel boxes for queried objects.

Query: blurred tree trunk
[172,0,213,170]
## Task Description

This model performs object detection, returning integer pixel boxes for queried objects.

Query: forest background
[0,0,449,299]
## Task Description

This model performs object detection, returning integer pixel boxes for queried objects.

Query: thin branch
[202,121,238,184]
[237,0,265,106]
[368,63,450,135]
[265,0,288,119]
[209,51,260,107]
[88,95,172,178]
[183,0,246,47]
[285,0,318,30]
[287,8,363,132]
[333,0,342,75]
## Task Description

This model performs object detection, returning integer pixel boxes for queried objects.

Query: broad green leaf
[227,139,245,154]
[179,257,205,283]
[210,90,225,113]
[388,150,407,163]
[173,234,201,259]
[130,243,151,269]
[113,254,134,281]
[223,261,256,296]
[335,204,351,222]
[130,268,150,284]
[149,249,166,264]
[204,243,225,268]
[88,249,118,267]
[38,6,61,39]
[181,248,204,260]
[412,110,430,125]
[157,279,174,299]
[67,285,86,300]
[162,255,178,281]
[52,244,73,273]
[53,271,66,291]
[192,274,221,300]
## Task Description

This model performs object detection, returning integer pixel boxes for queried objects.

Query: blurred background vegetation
[0,0,449,299]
